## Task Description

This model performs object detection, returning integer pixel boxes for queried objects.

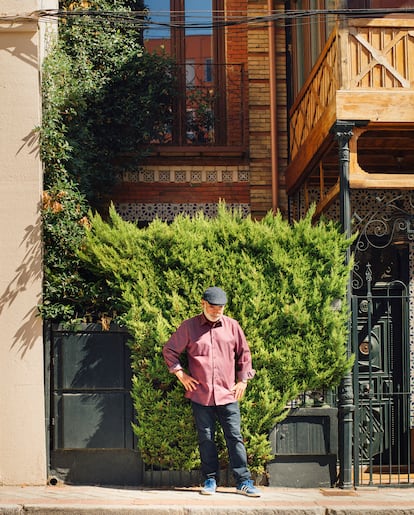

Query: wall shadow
[0,216,42,356]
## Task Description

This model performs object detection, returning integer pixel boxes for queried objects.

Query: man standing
[162,286,260,497]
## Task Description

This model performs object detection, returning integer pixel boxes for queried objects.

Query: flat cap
[202,286,227,306]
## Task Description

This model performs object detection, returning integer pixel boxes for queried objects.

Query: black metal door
[352,244,411,485]
[45,323,143,485]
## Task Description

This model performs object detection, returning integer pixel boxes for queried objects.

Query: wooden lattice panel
[346,20,414,90]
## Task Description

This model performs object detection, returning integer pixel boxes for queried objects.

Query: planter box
[143,469,202,488]
[142,467,239,488]
[267,407,338,488]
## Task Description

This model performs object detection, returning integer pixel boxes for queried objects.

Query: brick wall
[247,0,271,218]
[112,163,250,222]
[275,0,288,216]
[247,0,288,219]
[112,0,288,223]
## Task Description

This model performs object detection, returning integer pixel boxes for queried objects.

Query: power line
[3,8,414,28]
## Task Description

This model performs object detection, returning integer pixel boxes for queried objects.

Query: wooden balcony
[286,18,414,203]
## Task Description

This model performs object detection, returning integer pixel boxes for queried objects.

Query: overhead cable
[2,7,414,28]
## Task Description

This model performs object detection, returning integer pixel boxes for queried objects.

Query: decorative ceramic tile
[238,170,249,182]
[206,170,217,182]
[159,170,171,182]
[174,170,187,182]
[121,166,250,184]
[291,186,340,220]
[222,170,234,182]
[190,170,202,183]
[114,202,250,222]
[141,170,155,182]
[122,170,140,183]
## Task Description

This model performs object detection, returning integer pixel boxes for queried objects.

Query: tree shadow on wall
[0,216,42,357]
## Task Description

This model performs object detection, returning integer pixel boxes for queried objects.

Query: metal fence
[352,280,412,486]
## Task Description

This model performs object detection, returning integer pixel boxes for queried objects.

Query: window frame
[151,0,227,146]
[290,0,333,98]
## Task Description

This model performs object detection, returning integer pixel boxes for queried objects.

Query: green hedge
[78,203,354,475]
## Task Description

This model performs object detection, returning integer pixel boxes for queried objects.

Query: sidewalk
[1,483,414,514]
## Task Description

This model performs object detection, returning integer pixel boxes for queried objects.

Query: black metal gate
[45,323,143,485]
[352,265,412,486]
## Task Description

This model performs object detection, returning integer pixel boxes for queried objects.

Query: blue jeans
[191,401,251,484]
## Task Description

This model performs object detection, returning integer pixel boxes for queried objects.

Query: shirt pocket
[190,339,211,357]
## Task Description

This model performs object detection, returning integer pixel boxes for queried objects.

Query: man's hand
[231,381,247,400]
[175,370,199,391]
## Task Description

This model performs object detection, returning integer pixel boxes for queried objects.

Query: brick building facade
[111,0,288,224]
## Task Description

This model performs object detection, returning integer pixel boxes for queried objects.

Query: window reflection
[143,1,243,147]
[144,0,170,40]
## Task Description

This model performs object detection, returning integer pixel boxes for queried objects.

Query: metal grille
[352,278,412,486]
[46,323,142,486]
[151,62,246,147]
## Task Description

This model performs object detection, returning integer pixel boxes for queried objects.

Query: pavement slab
[1,484,414,514]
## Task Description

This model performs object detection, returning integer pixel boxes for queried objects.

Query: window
[290,0,334,97]
[205,58,213,83]
[144,0,244,146]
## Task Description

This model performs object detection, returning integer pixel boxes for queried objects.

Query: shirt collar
[200,313,223,328]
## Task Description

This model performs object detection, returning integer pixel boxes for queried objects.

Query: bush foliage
[78,203,354,475]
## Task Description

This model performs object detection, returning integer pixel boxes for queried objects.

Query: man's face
[202,300,225,322]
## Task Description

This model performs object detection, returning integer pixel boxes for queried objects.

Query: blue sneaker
[236,479,261,497]
[200,477,217,495]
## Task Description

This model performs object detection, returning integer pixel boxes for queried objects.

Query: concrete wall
[0,0,57,485]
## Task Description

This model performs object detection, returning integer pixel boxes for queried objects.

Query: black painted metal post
[334,121,355,489]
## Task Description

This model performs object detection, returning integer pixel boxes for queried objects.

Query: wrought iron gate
[352,264,412,486]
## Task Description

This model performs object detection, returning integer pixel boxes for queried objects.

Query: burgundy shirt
[163,313,255,406]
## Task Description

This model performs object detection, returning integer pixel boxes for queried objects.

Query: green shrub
[78,203,354,476]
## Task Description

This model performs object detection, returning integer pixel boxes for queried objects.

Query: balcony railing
[289,27,339,161]
[289,18,414,160]
[150,62,246,148]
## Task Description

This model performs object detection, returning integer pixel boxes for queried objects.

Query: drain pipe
[268,0,279,213]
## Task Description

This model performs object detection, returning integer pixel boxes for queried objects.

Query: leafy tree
[39,0,176,321]
[78,203,354,476]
